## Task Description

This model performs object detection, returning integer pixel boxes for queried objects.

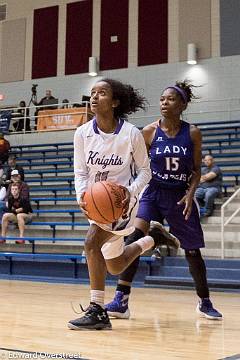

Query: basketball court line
[218,355,240,360]
[0,348,89,360]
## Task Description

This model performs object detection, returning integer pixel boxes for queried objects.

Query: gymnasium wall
[220,0,240,56]
[178,0,211,62]
[0,18,26,82]
[0,0,221,81]
[0,0,240,127]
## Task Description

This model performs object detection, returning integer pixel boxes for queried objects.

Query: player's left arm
[178,125,202,220]
[126,127,152,198]
[74,128,89,208]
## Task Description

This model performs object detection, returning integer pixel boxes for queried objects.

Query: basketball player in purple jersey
[68,78,168,330]
[106,80,222,320]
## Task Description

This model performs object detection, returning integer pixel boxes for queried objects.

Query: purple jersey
[149,121,193,189]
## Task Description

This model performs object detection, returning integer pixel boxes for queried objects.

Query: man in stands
[0,183,33,244]
[34,89,58,129]
[6,169,29,200]
[5,154,25,182]
[195,155,222,217]
[36,89,57,109]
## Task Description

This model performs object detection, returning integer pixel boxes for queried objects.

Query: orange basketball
[83,181,125,224]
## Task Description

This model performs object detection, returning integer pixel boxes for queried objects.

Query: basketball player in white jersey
[68,78,156,330]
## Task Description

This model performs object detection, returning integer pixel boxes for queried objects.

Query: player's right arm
[74,128,89,210]
[141,120,159,151]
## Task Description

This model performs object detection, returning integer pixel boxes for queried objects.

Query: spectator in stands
[1,182,33,244]
[6,169,29,200]
[81,95,91,107]
[5,155,25,182]
[34,89,58,129]
[13,100,31,132]
[35,89,57,110]
[0,178,7,222]
[0,133,10,178]
[61,99,70,109]
[195,155,222,216]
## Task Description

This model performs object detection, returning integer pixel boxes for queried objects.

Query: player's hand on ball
[119,185,130,219]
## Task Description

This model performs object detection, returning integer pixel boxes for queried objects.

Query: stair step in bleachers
[144,257,240,291]
[25,168,73,177]
[195,119,240,127]
[30,187,75,196]
[11,141,73,152]
[2,119,239,274]
[20,160,73,169]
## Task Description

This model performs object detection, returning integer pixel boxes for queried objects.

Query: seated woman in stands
[13,100,31,132]
[0,183,33,244]
[0,178,7,222]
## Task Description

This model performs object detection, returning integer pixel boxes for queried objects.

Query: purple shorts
[137,181,204,250]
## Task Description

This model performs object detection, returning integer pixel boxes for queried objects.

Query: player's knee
[84,236,97,252]
[106,262,123,276]
[185,249,201,258]
[185,249,205,269]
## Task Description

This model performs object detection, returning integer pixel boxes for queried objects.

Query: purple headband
[165,86,188,104]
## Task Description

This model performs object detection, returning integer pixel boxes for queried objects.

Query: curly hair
[175,79,200,103]
[97,78,148,118]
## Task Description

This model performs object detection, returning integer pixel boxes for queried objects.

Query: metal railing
[1,96,240,133]
[221,187,240,259]
[0,101,91,134]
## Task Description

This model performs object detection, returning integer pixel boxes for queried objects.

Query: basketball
[83,181,126,224]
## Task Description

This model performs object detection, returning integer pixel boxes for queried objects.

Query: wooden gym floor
[0,280,239,360]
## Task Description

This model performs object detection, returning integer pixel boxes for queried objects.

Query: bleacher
[1,140,158,281]
[0,119,240,286]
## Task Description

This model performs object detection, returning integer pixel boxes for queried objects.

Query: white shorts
[101,235,125,260]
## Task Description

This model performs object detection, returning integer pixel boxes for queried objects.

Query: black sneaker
[68,302,112,330]
[149,221,180,249]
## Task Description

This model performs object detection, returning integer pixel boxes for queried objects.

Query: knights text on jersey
[74,118,151,203]
[149,121,194,189]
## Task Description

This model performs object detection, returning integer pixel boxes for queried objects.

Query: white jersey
[74,117,151,202]
[74,117,151,235]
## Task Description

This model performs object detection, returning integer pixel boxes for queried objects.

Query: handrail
[221,187,240,259]
[1,100,240,134]
[0,101,91,134]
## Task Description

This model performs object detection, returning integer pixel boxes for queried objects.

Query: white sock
[90,290,105,308]
[135,236,154,254]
